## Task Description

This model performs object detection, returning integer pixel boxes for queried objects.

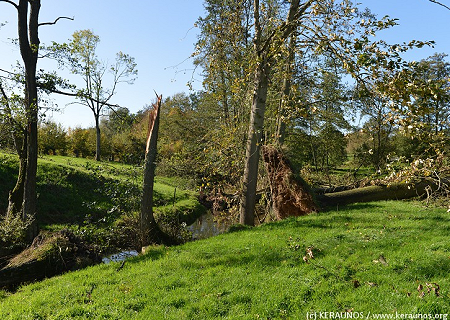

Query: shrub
[0,213,34,248]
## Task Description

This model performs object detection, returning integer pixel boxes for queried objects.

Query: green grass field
[1,201,449,319]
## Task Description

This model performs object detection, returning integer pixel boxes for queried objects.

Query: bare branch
[429,0,450,11]
[0,68,15,76]
[0,0,18,10]
[38,16,74,27]
[48,87,120,109]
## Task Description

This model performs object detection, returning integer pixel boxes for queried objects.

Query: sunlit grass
[1,201,449,319]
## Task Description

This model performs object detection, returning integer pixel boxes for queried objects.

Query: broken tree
[140,94,175,246]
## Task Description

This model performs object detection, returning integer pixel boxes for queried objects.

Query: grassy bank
[1,201,449,319]
[0,153,205,251]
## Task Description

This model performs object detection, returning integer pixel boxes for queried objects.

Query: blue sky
[0,0,449,128]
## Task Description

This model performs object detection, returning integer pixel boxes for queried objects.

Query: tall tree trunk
[95,113,101,161]
[239,0,265,226]
[239,60,270,226]
[239,0,308,225]
[17,0,40,241]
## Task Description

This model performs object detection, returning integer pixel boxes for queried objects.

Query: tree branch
[0,0,19,10]
[48,88,121,109]
[429,0,450,11]
[38,16,74,27]
[259,0,313,56]
[0,68,16,76]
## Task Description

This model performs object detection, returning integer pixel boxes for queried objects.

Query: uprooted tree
[240,0,313,226]
[262,145,447,218]
[262,145,318,219]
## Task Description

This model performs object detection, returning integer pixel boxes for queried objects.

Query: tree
[413,53,450,138]
[377,53,450,158]
[0,1,67,240]
[0,0,72,241]
[38,121,68,155]
[239,0,313,225]
[50,30,137,161]
[68,127,90,158]
[1,0,40,240]
[353,82,394,170]
[140,94,174,245]
[195,0,431,223]
[101,107,141,163]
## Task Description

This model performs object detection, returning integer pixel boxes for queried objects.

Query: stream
[186,211,231,240]
[102,250,139,264]
[102,211,232,263]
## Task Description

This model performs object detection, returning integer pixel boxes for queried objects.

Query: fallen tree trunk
[316,179,438,208]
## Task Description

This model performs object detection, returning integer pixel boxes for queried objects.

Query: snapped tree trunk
[140,94,175,246]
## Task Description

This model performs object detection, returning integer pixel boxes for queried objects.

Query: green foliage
[376,53,450,159]
[38,121,68,155]
[1,201,450,318]
[100,107,145,164]
[0,153,205,252]
[67,127,90,158]
[317,125,348,169]
[0,213,33,248]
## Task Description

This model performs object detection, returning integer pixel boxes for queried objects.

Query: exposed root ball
[262,145,318,219]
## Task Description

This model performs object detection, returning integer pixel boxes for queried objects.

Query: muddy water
[187,211,232,240]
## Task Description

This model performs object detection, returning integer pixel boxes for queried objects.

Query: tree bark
[7,133,27,219]
[240,59,270,226]
[95,113,101,161]
[15,0,40,241]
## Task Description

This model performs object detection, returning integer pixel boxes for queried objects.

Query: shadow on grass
[36,165,113,226]
[321,202,382,212]
[126,246,167,265]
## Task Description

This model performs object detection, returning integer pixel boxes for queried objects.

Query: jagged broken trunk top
[262,145,318,219]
